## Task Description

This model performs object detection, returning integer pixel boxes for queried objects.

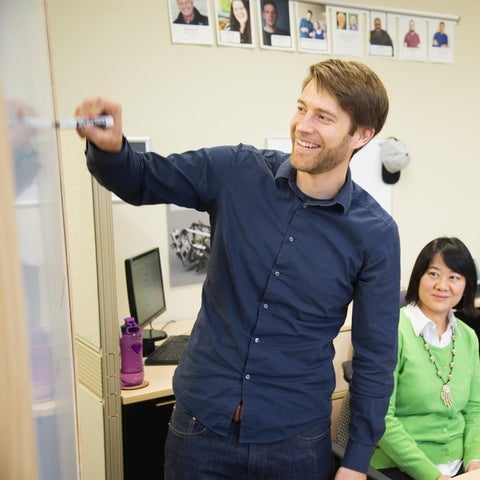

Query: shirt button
[245,374,251,380]
[254,337,260,343]
[442,428,447,433]
[288,236,294,242]
[274,271,280,277]
[263,303,269,309]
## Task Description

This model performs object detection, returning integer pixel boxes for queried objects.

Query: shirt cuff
[342,438,376,473]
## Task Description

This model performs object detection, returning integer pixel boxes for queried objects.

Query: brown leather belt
[232,404,243,423]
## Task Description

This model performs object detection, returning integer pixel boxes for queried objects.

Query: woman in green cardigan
[371,237,480,480]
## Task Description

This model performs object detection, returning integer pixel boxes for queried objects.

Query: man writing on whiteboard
[74,58,400,480]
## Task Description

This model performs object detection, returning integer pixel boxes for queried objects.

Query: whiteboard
[0,1,79,478]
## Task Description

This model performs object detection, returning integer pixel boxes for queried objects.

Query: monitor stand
[142,328,167,357]
[142,328,167,342]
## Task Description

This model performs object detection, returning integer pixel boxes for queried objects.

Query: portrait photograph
[295,1,329,54]
[257,0,293,51]
[398,15,427,62]
[368,11,395,58]
[168,0,213,45]
[215,0,255,48]
[428,18,454,64]
[331,7,364,57]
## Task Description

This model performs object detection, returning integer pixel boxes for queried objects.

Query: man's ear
[355,127,375,149]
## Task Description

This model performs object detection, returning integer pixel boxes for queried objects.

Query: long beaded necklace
[420,329,456,407]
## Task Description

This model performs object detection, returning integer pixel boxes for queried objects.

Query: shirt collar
[404,303,457,346]
[276,159,353,213]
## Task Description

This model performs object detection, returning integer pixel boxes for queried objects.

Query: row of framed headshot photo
[169,0,456,64]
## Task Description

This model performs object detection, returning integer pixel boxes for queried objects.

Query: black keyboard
[145,335,189,365]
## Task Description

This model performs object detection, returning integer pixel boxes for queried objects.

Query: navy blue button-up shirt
[87,141,400,473]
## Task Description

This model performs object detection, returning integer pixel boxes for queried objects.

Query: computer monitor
[124,247,167,341]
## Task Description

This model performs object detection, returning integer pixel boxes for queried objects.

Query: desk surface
[121,320,193,405]
[456,470,480,479]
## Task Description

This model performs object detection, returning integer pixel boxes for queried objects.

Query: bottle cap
[124,317,141,335]
[121,316,137,333]
[124,317,136,326]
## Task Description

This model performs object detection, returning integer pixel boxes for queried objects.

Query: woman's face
[417,252,466,319]
[232,1,248,25]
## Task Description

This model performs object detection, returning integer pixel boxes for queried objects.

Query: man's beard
[290,134,352,175]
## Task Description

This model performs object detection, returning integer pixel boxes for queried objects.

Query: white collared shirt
[404,303,457,347]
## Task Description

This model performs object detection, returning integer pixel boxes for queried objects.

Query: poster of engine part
[167,204,211,287]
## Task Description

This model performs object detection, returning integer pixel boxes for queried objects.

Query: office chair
[332,360,390,480]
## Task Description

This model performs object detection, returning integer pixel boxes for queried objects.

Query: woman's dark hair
[405,237,478,317]
[302,58,389,138]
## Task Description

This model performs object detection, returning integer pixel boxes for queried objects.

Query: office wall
[46,1,479,476]
[48,0,480,295]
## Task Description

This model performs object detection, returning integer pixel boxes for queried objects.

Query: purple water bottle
[120,317,144,387]
[30,325,54,401]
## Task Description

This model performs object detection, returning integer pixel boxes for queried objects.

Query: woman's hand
[467,460,480,471]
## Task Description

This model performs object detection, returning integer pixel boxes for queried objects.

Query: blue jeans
[164,405,334,480]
